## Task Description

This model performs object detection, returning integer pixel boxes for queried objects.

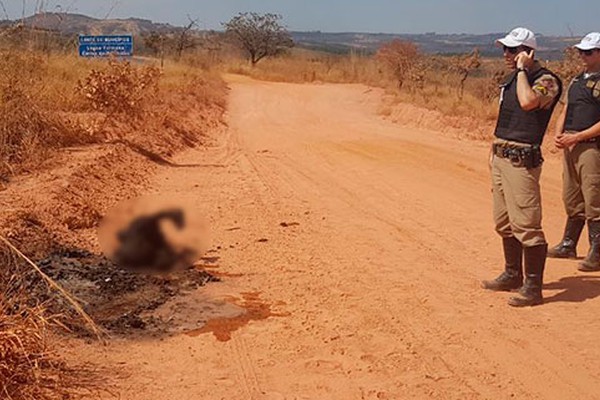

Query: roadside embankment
[0,55,227,399]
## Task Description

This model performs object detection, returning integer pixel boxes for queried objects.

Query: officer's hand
[556,133,579,148]
[515,50,535,70]
[554,134,565,149]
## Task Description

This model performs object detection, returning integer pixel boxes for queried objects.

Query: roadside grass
[0,47,227,399]
[0,52,90,178]
[0,50,227,179]
[226,48,386,86]
[161,58,227,109]
[381,76,499,121]
[0,250,103,400]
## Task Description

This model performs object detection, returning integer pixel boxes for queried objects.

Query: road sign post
[79,35,133,57]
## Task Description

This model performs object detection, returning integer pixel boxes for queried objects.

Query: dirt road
[74,77,600,399]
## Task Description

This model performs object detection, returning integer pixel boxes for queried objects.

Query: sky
[1,0,597,36]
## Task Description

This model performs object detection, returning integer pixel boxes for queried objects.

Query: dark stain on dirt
[26,248,219,337]
[186,292,290,342]
[279,221,300,227]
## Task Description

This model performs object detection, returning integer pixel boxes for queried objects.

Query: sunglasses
[503,45,521,55]
[578,48,598,56]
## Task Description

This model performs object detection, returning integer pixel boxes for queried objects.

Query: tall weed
[0,52,90,178]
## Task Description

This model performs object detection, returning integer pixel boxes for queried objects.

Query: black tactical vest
[564,73,600,132]
[494,67,562,145]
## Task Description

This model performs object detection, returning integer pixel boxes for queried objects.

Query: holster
[493,143,543,169]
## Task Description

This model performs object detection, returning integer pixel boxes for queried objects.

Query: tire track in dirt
[230,335,263,399]
[236,134,511,399]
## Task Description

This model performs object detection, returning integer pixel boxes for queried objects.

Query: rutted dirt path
[72,77,600,399]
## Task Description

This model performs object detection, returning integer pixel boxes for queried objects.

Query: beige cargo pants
[491,142,546,247]
[562,142,600,221]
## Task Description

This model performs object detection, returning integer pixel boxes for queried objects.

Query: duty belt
[492,143,543,169]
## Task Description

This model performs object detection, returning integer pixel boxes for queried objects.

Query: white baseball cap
[496,27,538,50]
[574,32,600,50]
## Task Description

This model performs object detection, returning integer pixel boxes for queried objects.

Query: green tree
[223,12,294,66]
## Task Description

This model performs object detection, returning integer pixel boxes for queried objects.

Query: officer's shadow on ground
[543,275,600,304]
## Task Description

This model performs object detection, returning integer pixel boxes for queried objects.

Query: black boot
[482,237,523,291]
[547,217,585,259]
[579,220,600,272]
[508,244,546,307]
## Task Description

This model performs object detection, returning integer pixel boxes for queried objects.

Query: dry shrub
[178,73,228,109]
[447,49,481,99]
[97,60,229,153]
[477,68,505,104]
[552,47,583,84]
[375,39,420,89]
[78,59,161,119]
[380,54,500,126]
[0,52,91,178]
[0,290,93,399]
[0,50,226,181]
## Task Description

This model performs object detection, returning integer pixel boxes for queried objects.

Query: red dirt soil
[10,76,600,399]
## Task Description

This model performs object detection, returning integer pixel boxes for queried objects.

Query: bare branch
[103,0,120,20]
[0,1,9,20]
[173,15,199,59]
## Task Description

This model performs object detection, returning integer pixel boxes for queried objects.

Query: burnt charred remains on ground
[18,249,218,336]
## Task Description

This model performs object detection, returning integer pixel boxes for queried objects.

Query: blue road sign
[79,35,133,57]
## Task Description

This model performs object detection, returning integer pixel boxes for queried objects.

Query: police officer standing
[481,27,562,307]
[551,33,600,271]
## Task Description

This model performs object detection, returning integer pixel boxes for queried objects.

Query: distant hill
[18,12,176,35]
[292,31,579,60]
[3,12,579,59]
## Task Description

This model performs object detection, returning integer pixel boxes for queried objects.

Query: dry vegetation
[0,27,228,399]
[221,39,586,139]
[223,46,502,126]
[0,47,226,180]
[0,292,93,399]
[0,244,103,400]
[551,47,583,84]
[78,59,161,118]
[0,52,90,179]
